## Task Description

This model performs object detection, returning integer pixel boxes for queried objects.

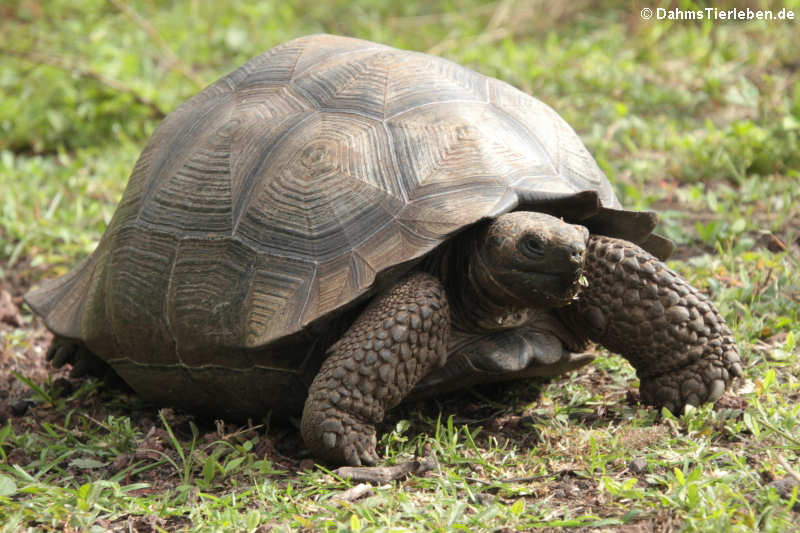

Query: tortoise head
[479,211,590,307]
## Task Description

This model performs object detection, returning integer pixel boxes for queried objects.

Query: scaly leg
[560,236,742,413]
[301,272,450,466]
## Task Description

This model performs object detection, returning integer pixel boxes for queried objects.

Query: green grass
[2,0,799,531]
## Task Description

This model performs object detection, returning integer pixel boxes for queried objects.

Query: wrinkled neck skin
[426,227,540,333]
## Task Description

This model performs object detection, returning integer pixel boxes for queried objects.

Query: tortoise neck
[426,227,526,333]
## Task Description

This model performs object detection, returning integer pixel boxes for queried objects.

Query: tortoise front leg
[301,272,449,466]
[560,236,742,413]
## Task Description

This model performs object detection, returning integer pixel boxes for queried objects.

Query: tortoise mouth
[499,266,583,308]
[523,266,584,306]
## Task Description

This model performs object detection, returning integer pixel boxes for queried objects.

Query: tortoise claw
[49,343,77,368]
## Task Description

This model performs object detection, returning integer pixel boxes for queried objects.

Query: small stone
[475,493,495,505]
[11,399,34,417]
[0,289,22,327]
[629,457,648,473]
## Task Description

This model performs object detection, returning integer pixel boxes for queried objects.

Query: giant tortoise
[25,34,742,466]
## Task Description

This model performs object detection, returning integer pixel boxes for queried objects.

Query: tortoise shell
[25,34,668,418]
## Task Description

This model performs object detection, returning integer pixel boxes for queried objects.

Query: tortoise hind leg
[301,272,450,466]
[46,338,121,384]
[560,235,742,413]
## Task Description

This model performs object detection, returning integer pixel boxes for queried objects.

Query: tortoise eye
[520,236,544,258]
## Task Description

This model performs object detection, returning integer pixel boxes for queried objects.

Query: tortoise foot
[301,272,450,466]
[640,352,742,414]
[305,406,381,466]
[46,338,120,383]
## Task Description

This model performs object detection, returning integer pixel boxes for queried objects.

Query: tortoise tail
[24,254,96,342]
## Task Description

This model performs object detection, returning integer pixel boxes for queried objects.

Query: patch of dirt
[108,514,192,533]
[1,258,60,423]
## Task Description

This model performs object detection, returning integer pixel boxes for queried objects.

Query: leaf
[782,115,800,131]
[350,513,362,532]
[743,412,760,438]
[724,77,759,108]
[225,456,246,474]
[202,458,218,485]
[784,331,796,353]
[70,458,107,469]
[0,475,17,497]
[293,515,312,528]
[674,468,685,486]
[245,510,260,530]
[510,498,525,517]
[730,218,746,234]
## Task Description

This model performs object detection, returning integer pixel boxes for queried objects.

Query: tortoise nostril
[570,245,585,265]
